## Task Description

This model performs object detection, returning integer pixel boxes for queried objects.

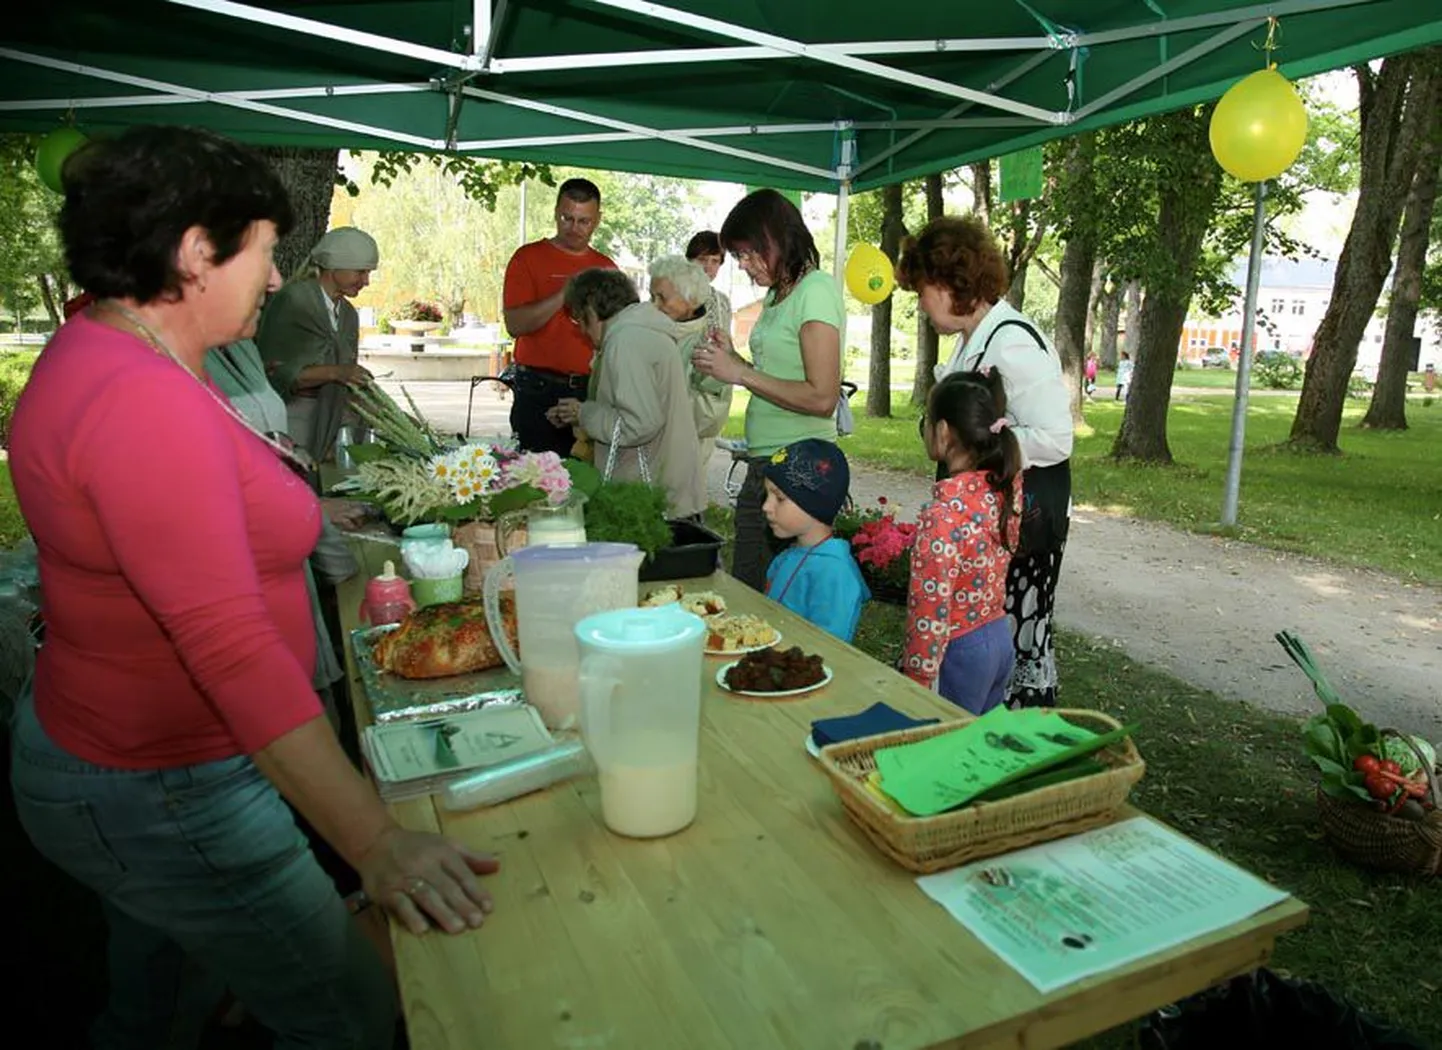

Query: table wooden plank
[337,556,1306,1050]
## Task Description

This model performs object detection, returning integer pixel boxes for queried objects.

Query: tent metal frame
[0,0,1380,187]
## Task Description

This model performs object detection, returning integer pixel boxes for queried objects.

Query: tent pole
[833,180,851,283]
[1220,181,1267,528]
[518,179,527,248]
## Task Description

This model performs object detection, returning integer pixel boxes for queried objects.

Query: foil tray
[351,624,525,724]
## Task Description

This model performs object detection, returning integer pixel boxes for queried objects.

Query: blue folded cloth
[810,702,940,747]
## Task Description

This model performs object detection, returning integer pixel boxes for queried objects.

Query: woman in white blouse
[897,215,1074,708]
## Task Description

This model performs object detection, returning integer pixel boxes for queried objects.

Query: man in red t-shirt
[502,178,617,454]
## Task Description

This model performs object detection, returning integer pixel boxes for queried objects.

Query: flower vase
[453,521,503,596]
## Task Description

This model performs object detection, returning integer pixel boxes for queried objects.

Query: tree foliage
[586,171,706,264]
[0,134,71,328]
[344,151,551,211]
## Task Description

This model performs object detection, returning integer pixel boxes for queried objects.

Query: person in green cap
[257,226,378,463]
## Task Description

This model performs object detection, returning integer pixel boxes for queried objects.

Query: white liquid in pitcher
[525,518,587,546]
[598,733,698,838]
[522,665,580,730]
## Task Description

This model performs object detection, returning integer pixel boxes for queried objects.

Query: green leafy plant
[1252,351,1302,390]
[582,481,673,559]
[0,351,38,448]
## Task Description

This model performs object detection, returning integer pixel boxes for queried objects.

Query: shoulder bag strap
[973,318,1049,372]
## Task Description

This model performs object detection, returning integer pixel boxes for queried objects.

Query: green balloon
[35,128,88,194]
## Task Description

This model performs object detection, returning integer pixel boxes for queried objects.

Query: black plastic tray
[638,519,725,581]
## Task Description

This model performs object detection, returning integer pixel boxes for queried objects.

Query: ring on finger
[404,877,427,897]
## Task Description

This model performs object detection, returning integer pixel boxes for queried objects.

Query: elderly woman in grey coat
[648,255,733,486]
[548,269,703,518]
[257,227,378,463]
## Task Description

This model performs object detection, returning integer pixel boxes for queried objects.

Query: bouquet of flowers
[341,383,597,526]
[834,497,916,603]
[396,299,443,323]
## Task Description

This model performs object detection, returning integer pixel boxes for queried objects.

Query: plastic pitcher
[496,494,588,556]
[482,542,642,730]
[576,605,706,838]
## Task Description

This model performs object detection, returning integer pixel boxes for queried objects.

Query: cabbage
[1380,735,1436,776]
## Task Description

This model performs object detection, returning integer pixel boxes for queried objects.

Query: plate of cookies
[703,613,782,657]
[717,646,832,699]
[641,584,728,618]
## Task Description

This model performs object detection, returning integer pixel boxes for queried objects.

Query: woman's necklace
[91,299,312,476]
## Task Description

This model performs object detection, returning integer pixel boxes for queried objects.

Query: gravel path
[399,381,1442,739]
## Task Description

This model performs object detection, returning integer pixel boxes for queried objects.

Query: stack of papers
[872,707,1136,816]
[361,705,555,802]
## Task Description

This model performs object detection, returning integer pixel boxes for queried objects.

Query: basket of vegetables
[1281,631,1442,876]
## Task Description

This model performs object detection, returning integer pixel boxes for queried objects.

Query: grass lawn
[0,462,24,549]
[726,389,1442,585]
[851,601,1440,1047]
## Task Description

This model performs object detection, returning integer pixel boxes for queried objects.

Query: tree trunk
[36,273,60,327]
[1362,94,1442,429]
[1122,280,1143,362]
[866,182,905,418]
[1113,116,1223,463]
[1095,278,1121,367]
[970,161,992,222]
[1054,135,1099,428]
[259,147,342,279]
[1291,53,1440,451]
[912,173,945,407]
[1084,263,1104,355]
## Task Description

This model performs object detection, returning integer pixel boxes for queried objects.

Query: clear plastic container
[438,738,594,812]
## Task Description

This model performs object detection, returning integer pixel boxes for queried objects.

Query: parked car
[1200,347,1230,369]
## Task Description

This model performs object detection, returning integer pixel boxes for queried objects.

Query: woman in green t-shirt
[693,190,846,591]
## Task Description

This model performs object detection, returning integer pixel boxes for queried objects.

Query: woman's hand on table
[692,332,748,385]
[357,826,501,936]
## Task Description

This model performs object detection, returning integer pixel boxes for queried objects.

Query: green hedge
[0,351,38,448]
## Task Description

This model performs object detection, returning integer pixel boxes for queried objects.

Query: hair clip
[989,417,1009,434]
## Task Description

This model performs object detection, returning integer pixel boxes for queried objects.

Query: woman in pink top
[8,127,497,1050]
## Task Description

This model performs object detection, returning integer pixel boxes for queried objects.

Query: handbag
[602,416,653,484]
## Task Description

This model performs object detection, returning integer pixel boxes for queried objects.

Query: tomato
[1379,759,1403,776]
[1353,755,1381,775]
[1363,773,1395,800]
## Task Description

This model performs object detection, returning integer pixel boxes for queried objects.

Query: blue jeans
[9,687,396,1050]
[936,619,1014,716]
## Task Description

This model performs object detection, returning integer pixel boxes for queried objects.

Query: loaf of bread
[370,596,518,679]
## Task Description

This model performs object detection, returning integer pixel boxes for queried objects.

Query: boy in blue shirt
[761,439,870,643]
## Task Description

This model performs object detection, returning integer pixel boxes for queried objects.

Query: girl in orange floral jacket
[902,370,1023,714]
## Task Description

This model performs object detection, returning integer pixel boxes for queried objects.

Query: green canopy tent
[5,1,1440,190]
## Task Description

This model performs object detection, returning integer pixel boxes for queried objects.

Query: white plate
[715,660,834,699]
[704,627,782,657]
[804,733,822,759]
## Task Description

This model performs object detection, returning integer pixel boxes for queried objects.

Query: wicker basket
[1315,732,1442,876]
[818,709,1145,873]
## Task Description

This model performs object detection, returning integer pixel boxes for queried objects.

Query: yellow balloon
[1209,67,1308,182]
[845,243,894,305]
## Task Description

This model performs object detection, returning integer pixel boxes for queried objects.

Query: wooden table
[337,544,1306,1050]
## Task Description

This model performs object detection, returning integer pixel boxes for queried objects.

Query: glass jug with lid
[576,605,706,838]
[482,542,642,730]
[495,494,588,556]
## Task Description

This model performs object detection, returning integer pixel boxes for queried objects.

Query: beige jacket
[671,291,734,441]
[579,302,703,518]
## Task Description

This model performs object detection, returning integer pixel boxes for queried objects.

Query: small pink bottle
[359,560,416,626]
